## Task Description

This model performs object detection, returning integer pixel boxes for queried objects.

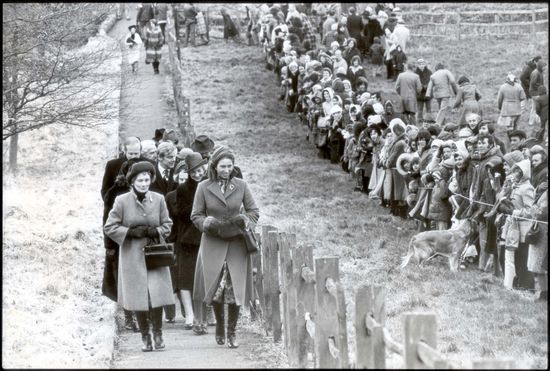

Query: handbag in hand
[143,238,175,269]
[525,221,542,245]
[243,228,259,254]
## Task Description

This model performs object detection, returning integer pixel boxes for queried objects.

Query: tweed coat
[426,69,458,99]
[395,70,422,113]
[191,177,260,307]
[144,26,164,63]
[104,190,174,311]
[497,82,526,117]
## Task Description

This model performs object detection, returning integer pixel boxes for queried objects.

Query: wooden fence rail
[251,225,516,368]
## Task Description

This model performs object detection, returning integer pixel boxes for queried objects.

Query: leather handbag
[143,238,175,269]
[243,228,259,254]
[525,221,542,245]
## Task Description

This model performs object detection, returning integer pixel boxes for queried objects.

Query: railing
[251,225,516,368]
[405,7,548,40]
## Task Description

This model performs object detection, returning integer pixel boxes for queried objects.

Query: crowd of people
[102,131,259,351]
[248,3,548,300]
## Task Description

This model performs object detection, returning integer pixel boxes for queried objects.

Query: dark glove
[127,225,148,238]
[146,227,159,239]
[229,215,249,230]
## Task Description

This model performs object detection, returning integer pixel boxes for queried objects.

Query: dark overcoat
[150,165,177,196]
[104,190,174,311]
[191,177,259,307]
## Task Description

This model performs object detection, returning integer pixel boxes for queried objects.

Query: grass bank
[2,35,121,368]
[178,24,547,368]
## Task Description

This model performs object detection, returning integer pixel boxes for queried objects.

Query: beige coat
[104,190,174,311]
[191,178,260,306]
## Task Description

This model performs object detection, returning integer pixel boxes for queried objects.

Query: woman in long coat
[526,188,548,301]
[384,119,409,218]
[191,147,259,348]
[125,25,143,73]
[166,153,208,332]
[453,76,482,127]
[144,19,164,74]
[221,8,240,43]
[104,161,174,352]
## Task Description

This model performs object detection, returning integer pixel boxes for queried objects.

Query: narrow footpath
[107,7,264,368]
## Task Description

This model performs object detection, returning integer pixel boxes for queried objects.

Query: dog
[400,219,477,272]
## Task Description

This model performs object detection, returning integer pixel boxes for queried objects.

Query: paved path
[107,7,264,369]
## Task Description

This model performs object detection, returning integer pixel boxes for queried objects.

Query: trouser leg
[135,311,150,336]
[515,242,534,290]
[212,302,225,339]
[163,303,175,321]
[504,250,516,289]
[435,97,450,126]
[227,303,240,348]
[150,306,163,334]
[478,221,488,270]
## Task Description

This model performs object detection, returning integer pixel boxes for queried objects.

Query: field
[178,17,548,368]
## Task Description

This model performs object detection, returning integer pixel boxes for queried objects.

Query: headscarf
[207,146,236,181]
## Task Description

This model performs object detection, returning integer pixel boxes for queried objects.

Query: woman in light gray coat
[104,161,174,352]
[191,146,259,349]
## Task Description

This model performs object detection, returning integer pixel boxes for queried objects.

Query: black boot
[227,304,240,349]
[212,302,225,345]
[153,330,165,350]
[141,334,153,352]
[124,310,139,332]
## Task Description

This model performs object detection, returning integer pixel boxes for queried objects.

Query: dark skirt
[171,243,200,291]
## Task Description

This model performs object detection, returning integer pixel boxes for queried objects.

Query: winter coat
[150,164,177,196]
[531,161,548,197]
[428,171,452,222]
[414,67,433,102]
[529,62,546,97]
[454,83,482,126]
[391,24,410,52]
[347,66,366,90]
[395,70,422,113]
[426,69,458,99]
[125,32,142,65]
[385,134,408,202]
[346,14,363,41]
[469,145,503,208]
[505,160,536,243]
[453,162,475,219]
[368,138,385,190]
[104,190,174,311]
[527,190,548,273]
[222,13,239,39]
[369,42,384,65]
[343,47,362,66]
[155,3,168,22]
[137,4,155,24]
[191,178,260,306]
[391,49,407,72]
[144,26,164,63]
[365,19,384,46]
[101,157,127,200]
[519,60,537,98]
[497,82,526,117]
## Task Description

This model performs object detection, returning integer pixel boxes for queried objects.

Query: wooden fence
[251,225,516,368]
[165,6,194,147]
[405,8,548,40]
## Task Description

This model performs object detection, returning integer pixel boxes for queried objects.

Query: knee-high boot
[212,302,225,345]
[135,311,153,352]
[227,304,240,349]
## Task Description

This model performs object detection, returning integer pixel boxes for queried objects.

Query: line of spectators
[252,3,548,300]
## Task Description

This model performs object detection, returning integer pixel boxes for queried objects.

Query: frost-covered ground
[3,34,121,368]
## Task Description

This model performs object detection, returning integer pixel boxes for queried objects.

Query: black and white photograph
[2,2,548,369]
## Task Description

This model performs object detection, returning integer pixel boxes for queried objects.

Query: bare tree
[3,3,119,173]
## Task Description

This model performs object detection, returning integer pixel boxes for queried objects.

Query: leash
[449,191,548,225]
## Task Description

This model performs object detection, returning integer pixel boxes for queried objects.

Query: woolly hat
[177,147,194,161]
[457,127,474,139]
[431,138,444,148]
[378,10,388,19]
[442,157,455,169]
[331,23,338,31]
[454,140,469,160]
[530,145,548,157]
[330,105,343,115]
[367,114,382,126]
[390,118,406,136]
[503,150,524,167]
[406,125,419,140]
[372,102,385,115]
[443,122,459,132]
[322,66,333,76]
[331,41,340,49]
[359,92,371,104]
[126,161,156,183]
[207,146,235,181]
[162,129,178,144]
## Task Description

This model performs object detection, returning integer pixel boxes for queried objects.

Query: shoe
[184,323,193,330]
[227,334,239,349]
[141,334,153,352]
[153,332,165,350]
[192,324,207,335]
[165,318,175,323]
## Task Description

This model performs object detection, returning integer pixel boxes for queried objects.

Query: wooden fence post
[456,12,461,40]
[314,257,348,368]
[250,230,263,321]
[403,313,437,369]
[279,233,299,365]
[293,244,316,368]
[261,225,277,334]
[268,230,282,342]
[355,285,385,369]
[531,10,537,44]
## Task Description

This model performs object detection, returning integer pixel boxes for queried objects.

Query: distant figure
[155,3,168,39]
[426,63,458,126]
[414,59,433,123]
[221,8,241,43]
[125,25,143,74]
[395,62,422,126]
[182,3,198,47]
[144,19,165,74]
[497,73,526,131]
[136,3,156,37]
[453,76,482,127]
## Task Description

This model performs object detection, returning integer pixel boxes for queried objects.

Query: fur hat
[191,135,215,155]
[153,128,165,142]
[126,161,156,184]
[530,144,548,157]
[406,125,419,140]
[503,150,524,167]
[390,118,406,136]
[426,124,441,137]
